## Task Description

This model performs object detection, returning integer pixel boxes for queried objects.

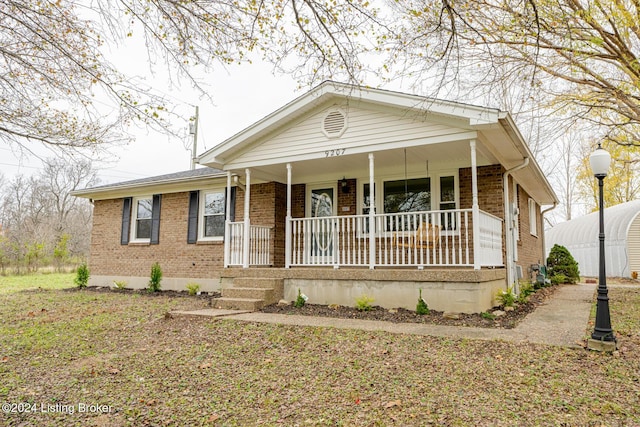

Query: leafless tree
[1,0,384,153]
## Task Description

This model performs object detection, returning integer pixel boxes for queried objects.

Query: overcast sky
[1,57,302,185]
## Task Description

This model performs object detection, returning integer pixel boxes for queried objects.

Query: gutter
[71,172,228,199]
[540,202,558,264]
[503,157,529,294]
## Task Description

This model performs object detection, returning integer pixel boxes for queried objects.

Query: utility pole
[189,106,199,170]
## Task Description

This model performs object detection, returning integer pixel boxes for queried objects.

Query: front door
[309,186,336,261]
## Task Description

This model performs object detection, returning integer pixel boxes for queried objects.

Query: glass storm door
[310,187,335,260]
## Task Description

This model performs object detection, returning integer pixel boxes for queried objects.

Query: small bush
[355,294,375,311]
[518,281,535,302]
[546,244,580,284]
[497,285,516,307]
[186,283,200,296]
[294,289,307,308]
[74,263,90,288]
[416,288,430,315]
[148,262,162,292]
[550,274,569,285]
[481,312,496,320]
[113,280,127,290]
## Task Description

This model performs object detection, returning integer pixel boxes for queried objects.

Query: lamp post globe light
[587,142,617,351]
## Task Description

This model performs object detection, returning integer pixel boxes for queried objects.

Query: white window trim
[356,172,460,236]
[528,198,538,237]
[130,196,152,244]
[198,189,226,242]
[306,183,338,217]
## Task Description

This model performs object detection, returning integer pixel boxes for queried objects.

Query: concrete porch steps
[213,277,284,311]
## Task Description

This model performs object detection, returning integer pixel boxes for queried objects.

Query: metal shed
[545,200,640,278]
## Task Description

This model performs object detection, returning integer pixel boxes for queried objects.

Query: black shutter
[227,186,236,222]
[150,194,162,245]
[187,191,199,244]
[121,197,132,245]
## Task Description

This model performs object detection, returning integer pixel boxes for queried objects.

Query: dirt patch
[261,285,559,329]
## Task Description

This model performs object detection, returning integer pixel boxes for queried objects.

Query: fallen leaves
[384,399,401,409]
[0,285,638,426]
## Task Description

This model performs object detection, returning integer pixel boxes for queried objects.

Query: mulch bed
[65,286,221,300]
[261,285,560,329]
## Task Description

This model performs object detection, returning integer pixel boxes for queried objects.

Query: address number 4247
[325,148,346,157]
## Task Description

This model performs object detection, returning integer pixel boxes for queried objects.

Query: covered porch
[222,138,505,270]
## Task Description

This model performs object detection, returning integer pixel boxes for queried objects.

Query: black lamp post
[588,143,616,347]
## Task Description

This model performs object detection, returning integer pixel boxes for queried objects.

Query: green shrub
[416,288,430,315]
[113,280,127,290]
[294,289,307,308]
[481,311,496,320]
[497,285,516,307]
[148,262,162,292]
[74,264,89,287]
[355,294,375,311]
[186,283,200,296]
[550,274,569,285]
[546,244,580,284]
[74,263,90,288]
[518,281,535,302]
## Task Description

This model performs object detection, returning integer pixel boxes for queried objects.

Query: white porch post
[368,153,376,269]
[243,168,251,269]
[224,171,232,267]
[285,163,292,269]
[470,140,481,270]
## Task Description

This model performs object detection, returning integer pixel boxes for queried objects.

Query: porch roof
[72,167,226,200]
[198,82,558,206]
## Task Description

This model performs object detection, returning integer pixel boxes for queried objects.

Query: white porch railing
[288,209,504,268]
[476,211,504,267]
[225,222,272,267]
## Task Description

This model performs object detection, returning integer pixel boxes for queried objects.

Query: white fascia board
[349,86,501,125]
[497,112,559,205]
[72,173,228,200]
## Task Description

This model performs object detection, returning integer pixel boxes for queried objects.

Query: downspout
[503,157,529,293]
[540,202,558,266]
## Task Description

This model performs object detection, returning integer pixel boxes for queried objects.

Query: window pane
[137,199,152,219]
[440,176,455,203]
[204,192,225,216]
[204,215,225,237]
[383,178,431,213]
[136,219,151,239]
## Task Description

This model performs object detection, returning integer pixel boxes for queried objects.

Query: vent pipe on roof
[190,106,199,170]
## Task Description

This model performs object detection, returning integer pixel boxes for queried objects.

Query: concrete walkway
[171,283,597,348]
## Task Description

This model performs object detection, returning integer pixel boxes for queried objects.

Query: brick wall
[337,178,357,215]
[459,165,544,275]
[516,185,543,279]
[292,184,305,218]
[459,165,505,264]
[459,165,505,216]
[90,192,226,278]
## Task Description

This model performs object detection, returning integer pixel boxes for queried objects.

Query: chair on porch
[391,222,441,249]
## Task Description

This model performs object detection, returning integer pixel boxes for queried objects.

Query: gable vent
[322,109,347,138]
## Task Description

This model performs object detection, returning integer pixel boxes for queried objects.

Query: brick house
[73,82,558,313]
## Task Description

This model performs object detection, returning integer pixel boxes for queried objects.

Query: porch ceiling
[236,139,496,184]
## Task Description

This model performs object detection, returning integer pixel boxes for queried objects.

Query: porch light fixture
[341,177,350,193]
[587,142,616,351]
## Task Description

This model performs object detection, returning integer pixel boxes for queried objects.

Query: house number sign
[325,148,346,157]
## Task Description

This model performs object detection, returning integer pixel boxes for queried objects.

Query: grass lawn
[1,275,639,426]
